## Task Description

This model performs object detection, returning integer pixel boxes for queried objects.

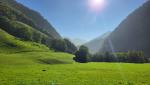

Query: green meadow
[0,51,150,85]
[0,27,150,85]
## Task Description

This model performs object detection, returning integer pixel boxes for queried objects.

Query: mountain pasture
[0,52,149,85]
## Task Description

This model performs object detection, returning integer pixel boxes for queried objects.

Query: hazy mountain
[70,38,87,46]
[100,1,150,56]
[84,32,111,54]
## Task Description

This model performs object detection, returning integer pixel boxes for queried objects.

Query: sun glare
[88,0,106,12]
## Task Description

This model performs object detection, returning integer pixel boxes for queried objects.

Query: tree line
[74,45,150,63]
[50,38,77,54]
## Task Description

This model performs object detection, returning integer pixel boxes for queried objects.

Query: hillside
[0,0,63,50]
[0,28,74,64]
[0,0,61,39]
[0,28,49,53]
[0,0,77,53]
[100,1,150,57]
[84,32,111,54]
[0,0,76,65]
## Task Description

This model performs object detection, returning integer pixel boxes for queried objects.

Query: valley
[0,0,150,85]
[0,53,150,85]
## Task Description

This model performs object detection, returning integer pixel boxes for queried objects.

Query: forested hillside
[0,0,61,39]
[0,0,77,53]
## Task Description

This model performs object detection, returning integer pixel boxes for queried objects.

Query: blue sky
[16,0,145,41]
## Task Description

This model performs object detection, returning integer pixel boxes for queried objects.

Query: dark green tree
[74,45,89,63]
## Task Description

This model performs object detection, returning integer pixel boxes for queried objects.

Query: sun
[92,0,105,5]
[88,0,106,12]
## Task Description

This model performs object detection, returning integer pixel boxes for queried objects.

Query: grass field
[0,52,150,85]
[0,29,150,85]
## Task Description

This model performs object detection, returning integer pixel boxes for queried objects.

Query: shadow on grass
[38,58,69,65]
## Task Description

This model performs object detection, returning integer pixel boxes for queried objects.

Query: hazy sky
[16,0,145,41]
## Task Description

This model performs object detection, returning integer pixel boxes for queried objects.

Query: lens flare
[88,0,106,12]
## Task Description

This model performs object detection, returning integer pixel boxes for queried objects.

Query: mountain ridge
[100,1,150,57]
[84,32,111,54]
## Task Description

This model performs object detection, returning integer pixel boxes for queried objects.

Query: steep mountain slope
[0,0,61,39]
[0,0,77,53]
[0,0,61,49]
[84,32,111,54]
[100,1,150,56]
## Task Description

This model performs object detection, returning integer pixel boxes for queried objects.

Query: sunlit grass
[0,52,149,85]
[0,28,150,85]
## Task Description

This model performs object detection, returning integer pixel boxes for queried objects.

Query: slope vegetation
[0,28,74,64]
[0,1,77,53]
[0,28,49,53]
[0,0,61,39]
